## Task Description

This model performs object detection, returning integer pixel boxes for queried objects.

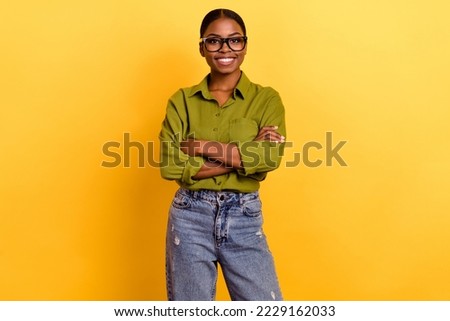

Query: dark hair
[200,8,246,37]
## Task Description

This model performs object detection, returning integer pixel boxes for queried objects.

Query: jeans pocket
[171,191,192,209]
[242,198,262,217]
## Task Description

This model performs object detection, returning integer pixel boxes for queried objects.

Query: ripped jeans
[165,188,282,301]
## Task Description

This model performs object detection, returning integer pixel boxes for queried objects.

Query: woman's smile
[215,56,236,66]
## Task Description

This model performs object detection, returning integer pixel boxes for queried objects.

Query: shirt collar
[188,71,250,100]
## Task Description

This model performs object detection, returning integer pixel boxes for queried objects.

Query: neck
[208,69,242,91]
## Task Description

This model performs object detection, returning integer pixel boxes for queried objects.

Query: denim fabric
[166,188,282,301]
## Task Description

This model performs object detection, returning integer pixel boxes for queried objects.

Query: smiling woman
[159,8,287,301]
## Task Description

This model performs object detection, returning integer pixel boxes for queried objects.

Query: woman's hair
[200,8,246,37]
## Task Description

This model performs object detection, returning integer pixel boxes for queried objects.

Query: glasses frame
[199,36,248,52]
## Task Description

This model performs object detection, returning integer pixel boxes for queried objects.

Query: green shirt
[159,72,286,192]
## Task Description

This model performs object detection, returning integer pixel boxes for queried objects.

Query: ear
[199,44,205,57]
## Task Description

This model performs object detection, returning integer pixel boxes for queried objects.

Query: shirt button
[215,113,220,117]
[213,128,218,131]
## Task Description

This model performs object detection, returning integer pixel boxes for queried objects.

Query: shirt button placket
[213,108,221,138]
[212,109,219,137]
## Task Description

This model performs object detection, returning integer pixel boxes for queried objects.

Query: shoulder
[244,75,281,100]
[168,87,188,101]
[168,76,208,103]
[249,81,283,106]
[253,84,285,113]
[259,85,281,99]
[166,87,194,110]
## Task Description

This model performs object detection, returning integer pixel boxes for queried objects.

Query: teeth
[218,58,234,63]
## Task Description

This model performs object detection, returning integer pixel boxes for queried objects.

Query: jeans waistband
[178,188,259,205]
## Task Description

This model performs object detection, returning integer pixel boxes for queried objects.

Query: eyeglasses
[199,36,248,52]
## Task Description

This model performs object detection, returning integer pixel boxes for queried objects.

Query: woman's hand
[254,126,285,143]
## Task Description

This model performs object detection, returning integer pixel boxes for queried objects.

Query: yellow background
[1,0,449,300]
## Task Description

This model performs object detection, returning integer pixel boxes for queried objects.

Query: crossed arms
[180,126,285,180]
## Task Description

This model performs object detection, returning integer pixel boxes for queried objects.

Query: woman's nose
[219,40,232,53]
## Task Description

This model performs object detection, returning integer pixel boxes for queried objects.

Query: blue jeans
[165,188,282,301]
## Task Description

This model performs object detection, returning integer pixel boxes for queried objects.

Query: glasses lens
[228,37,246,51]
[204,38,222,51]
[203,37,247,52]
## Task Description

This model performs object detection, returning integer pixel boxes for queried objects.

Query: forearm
[181,139,243,169]
[192,160,234,180]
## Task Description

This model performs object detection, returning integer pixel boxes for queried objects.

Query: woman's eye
[206,38,220,44]
[230,38,241,44]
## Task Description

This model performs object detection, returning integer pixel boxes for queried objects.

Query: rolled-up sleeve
[159,92,205,185]
[236,91,286,176]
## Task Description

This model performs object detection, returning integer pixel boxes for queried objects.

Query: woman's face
[200,17,247,77]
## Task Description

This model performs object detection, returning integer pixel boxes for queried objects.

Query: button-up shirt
[159,72,286,192]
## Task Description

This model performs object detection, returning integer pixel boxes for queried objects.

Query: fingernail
[273,126,278,129]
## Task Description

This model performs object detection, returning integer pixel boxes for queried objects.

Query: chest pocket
[229,118,259,143]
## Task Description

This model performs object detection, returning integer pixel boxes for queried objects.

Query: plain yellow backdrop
[1,0,449,300]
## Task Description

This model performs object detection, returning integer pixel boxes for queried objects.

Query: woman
[159,8,286,301]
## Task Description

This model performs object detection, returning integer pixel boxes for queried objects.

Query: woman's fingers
[255,126,285,142]
[255,126,277,140]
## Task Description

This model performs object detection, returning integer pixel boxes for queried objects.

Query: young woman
[159,8,286,301]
